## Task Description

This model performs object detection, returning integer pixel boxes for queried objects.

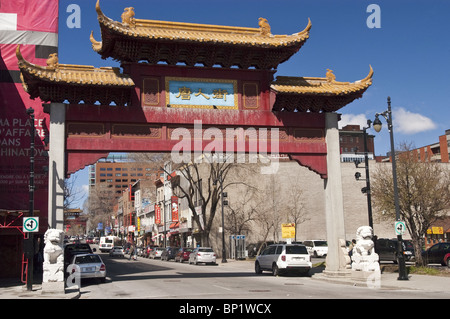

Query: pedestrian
[128,243,135,260]
[348,239,356,258]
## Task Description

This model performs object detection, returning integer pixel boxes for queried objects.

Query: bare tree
[171,154,255,247]
[225,186,259,235]
[371,143,450,266]
[286,181,309,242]
[85,183,117,234]
[64,174,86,209]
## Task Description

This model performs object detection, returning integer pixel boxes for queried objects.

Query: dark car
[422,242,450,266]
[161,247,179,261]
[374,238,414,263]
[175,247,194,263]
[64,243,95,272]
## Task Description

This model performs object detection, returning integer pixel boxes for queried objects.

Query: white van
[303,240,328,257]
[99,236,116,252]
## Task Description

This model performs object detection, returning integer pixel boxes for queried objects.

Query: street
[74,245,449,301]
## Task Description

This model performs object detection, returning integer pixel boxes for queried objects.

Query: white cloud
[393,107,437,134]
[339,114,369,129]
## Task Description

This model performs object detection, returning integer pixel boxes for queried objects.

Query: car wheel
[255,262,262,274]
[272,263,279,276]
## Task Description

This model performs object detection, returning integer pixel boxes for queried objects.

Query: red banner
[0,0,58,233]
[171,196,179,222]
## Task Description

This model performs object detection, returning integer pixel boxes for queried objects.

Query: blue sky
[60,0,450,208]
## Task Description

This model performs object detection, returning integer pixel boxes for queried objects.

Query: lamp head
[373,115,382,132]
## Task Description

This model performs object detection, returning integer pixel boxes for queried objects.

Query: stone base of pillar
[322,269,352,278]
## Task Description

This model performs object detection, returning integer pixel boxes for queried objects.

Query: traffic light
[355,172,362,180]
[361,187,368,194]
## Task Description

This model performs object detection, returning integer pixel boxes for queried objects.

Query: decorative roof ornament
[258,17,271,36]
[326,69,349,85]
[46,53,59,71]
[121,6,136,28]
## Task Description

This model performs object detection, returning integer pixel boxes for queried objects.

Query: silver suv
[255,244,312,276]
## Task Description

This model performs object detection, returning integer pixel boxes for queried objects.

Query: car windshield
[75,255,101,264]
[314,241,327,247]
[66,244,91,253]
[286,245,308,254]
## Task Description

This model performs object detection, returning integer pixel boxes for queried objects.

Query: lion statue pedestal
[41,228,65,294]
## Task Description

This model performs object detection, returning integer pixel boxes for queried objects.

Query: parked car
[64,243,95,271]
[188,247,217,265]
[109,246,125,258]
[175,247,194,263]
[149,247,165,259]
[303,240,328,257]
[86,237,94,244]
[375,238,415,263]
[422,242,450,266]
[161,247,179,261]
[255,244,311,276]
[68,253,106,283]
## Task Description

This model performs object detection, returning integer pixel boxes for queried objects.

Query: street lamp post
[26,107,35,291]
[214,171,227,263]
[373,97,408,281]
[355,120,374,228]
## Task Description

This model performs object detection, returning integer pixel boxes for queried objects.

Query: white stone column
[43,102,66,294]
[323,112,350,276]
[47,102,66,230]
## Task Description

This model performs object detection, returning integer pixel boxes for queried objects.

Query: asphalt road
[75,247,447,301]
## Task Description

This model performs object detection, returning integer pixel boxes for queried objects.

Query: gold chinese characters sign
[165,77,238,109]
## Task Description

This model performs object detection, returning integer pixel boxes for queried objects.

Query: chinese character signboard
[166,77,237,109]
[155,204,161,225]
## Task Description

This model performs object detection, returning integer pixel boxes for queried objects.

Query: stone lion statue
[351,226,380,272]
[43,228,64,282]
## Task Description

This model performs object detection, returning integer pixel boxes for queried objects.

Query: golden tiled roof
[16,45,134,88]
[271,66,373,96]
[92,0,311,50]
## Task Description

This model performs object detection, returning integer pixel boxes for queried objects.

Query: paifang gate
[16,1,373,275]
